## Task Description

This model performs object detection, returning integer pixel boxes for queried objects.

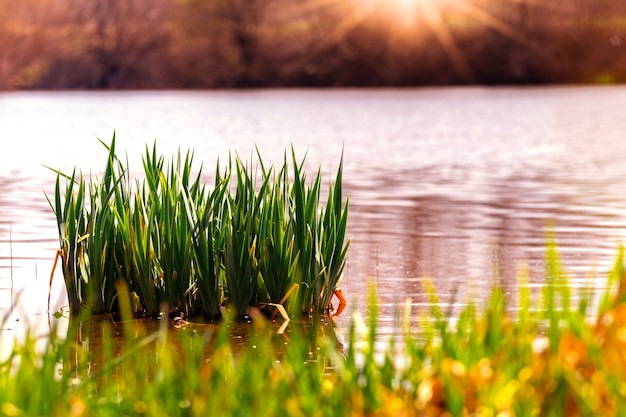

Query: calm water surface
[2,87,626,343]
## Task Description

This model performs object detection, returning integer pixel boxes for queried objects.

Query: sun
[349,0,454,27]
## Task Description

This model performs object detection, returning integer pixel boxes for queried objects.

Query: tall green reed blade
[142,141,165,215]
[304,168,323,309]
[222,156,268,317]
[256,161,300,310]
[290,147,323,314]
[223,220,256,318]
[142,147,197,312]
[84,180,109,314]
[45,169,87,313]
[110,151,136,311]
[137,142,168,312]
[166,151,196,310]
[127,191,161,316]
[84,135,128,314]
[150,159,176,307]
[317,151,350,312]
[193,177,229,318]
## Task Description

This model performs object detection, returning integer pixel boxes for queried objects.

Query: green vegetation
[45,134,349,319]
[3,243,626,416]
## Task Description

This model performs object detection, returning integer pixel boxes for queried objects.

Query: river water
[1,87,626,342]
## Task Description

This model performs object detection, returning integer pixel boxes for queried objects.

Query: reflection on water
[2,87,626,342]
[1,314,340,376]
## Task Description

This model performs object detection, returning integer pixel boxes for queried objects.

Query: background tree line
[0,0,625,90]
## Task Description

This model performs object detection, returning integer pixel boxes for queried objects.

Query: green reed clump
[46,134,350,319]
[6,243,626,416]
[46,138,125,315]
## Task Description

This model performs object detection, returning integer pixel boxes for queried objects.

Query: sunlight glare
[358,0,453,28]
[393,0,421,27]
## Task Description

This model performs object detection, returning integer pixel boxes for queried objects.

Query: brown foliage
[0,0,624,89]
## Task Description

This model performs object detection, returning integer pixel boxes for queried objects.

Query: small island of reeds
[45,134,350,321]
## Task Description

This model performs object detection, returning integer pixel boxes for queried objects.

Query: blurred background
[1,0,625,90]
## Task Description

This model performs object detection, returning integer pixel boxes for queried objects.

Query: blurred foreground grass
[3,241,626,416]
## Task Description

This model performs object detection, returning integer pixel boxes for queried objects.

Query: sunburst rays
[282,0,561,83]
